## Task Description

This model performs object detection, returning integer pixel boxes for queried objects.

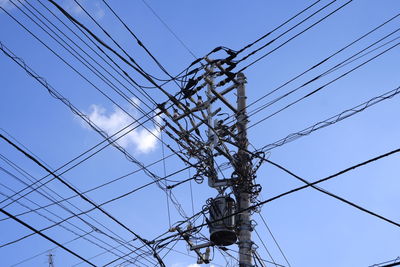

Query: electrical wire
[253,227,277,265]
[242,12,400,115]
[0,40,190,219]
[139,0,197,59]
[0,207,96,266]
[102,0,188,80]
[8,0,187,171]
[9,231,93,266]
[0,159,153,266]
[152,146,400,245]
[234,0,322,56]
[0,183,149,266]
[0,133,165,266]
[0,132,151,257]
[0,160,190,220]
[235,0,338,65]
[239,0,354,72]
[259,85,400,152]
[370,257,400,267]
[258,213,291,267]
[244,27,400,122]
[247,40,400,131]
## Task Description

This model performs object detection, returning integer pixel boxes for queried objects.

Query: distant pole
[48,252,54,267]
[235,72,253,267]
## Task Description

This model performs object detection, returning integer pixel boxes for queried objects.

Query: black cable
[259,85,400,152]
[71,244,124,267]
[8,0,154,117]
[21,0,156,116]
[0,131,151,259]
[139,0,197,59]
[218,12,400,130]
[5,2,196,182]
[380,263,400,267]
[245,27,400,122]
[153,146,400,245]
[14,1,210,171]
[0,183,147,266]
[0,40,190,218]
[239,0,354,72]
[9,231,93,266]
[242,12,400,115]
[235,0,337,65]
[234,0,322,56]
[9,0,176,161]
[0,133,165,266]
[35,0,176,102]
[0,159,153,266]
[0,157,189,220]
[0,207,96,266]
[258,213,291,267]
[253,227,277,265]
[247,40,400,130]
[370,257,400,267]
[0,143,191,265]
[70,0,171,84]
[102,0,185,80]
[53,0,172,95]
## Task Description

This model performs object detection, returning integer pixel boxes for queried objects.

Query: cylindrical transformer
[209,196,237,246]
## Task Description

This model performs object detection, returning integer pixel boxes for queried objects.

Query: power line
[0,40,190,218]
[234,0,322,56]
[0,207,96,266]
[258,213,291,267]
[218,12,400,131]
[243,12,400,115]
[239,0,354,72]
[253,227,277,265]
[0,5,197,180]
[9,231,92,266]
[0,134,147,255]
[49,0,172,94]
[0,183,148,266]
[245,27,400,122]
[235,0,338,65]
[139,0,197,59]
[8,0,179,160]
[370,257,400,267]
[0,157,153,266]
[0,157,190,220]
[259,85,400,152]
[0,133,165,266]
[153,146,400,245]
[102,0,187,79]
[247,40,400,130]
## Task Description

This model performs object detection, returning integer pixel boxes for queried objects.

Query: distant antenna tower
[48,252,55,267]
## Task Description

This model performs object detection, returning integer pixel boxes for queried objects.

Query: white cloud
[85,99,162,154]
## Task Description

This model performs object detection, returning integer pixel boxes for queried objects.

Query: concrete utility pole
[235,72,253,267]
[157,55,257,265]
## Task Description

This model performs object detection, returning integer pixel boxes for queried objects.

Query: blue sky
[0,0,400,266]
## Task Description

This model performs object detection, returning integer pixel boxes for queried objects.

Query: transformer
[208,195,237,246]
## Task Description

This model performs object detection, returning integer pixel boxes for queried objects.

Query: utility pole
[157,54,259,265]
[235,72,253,267]
[48,252,55,267]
